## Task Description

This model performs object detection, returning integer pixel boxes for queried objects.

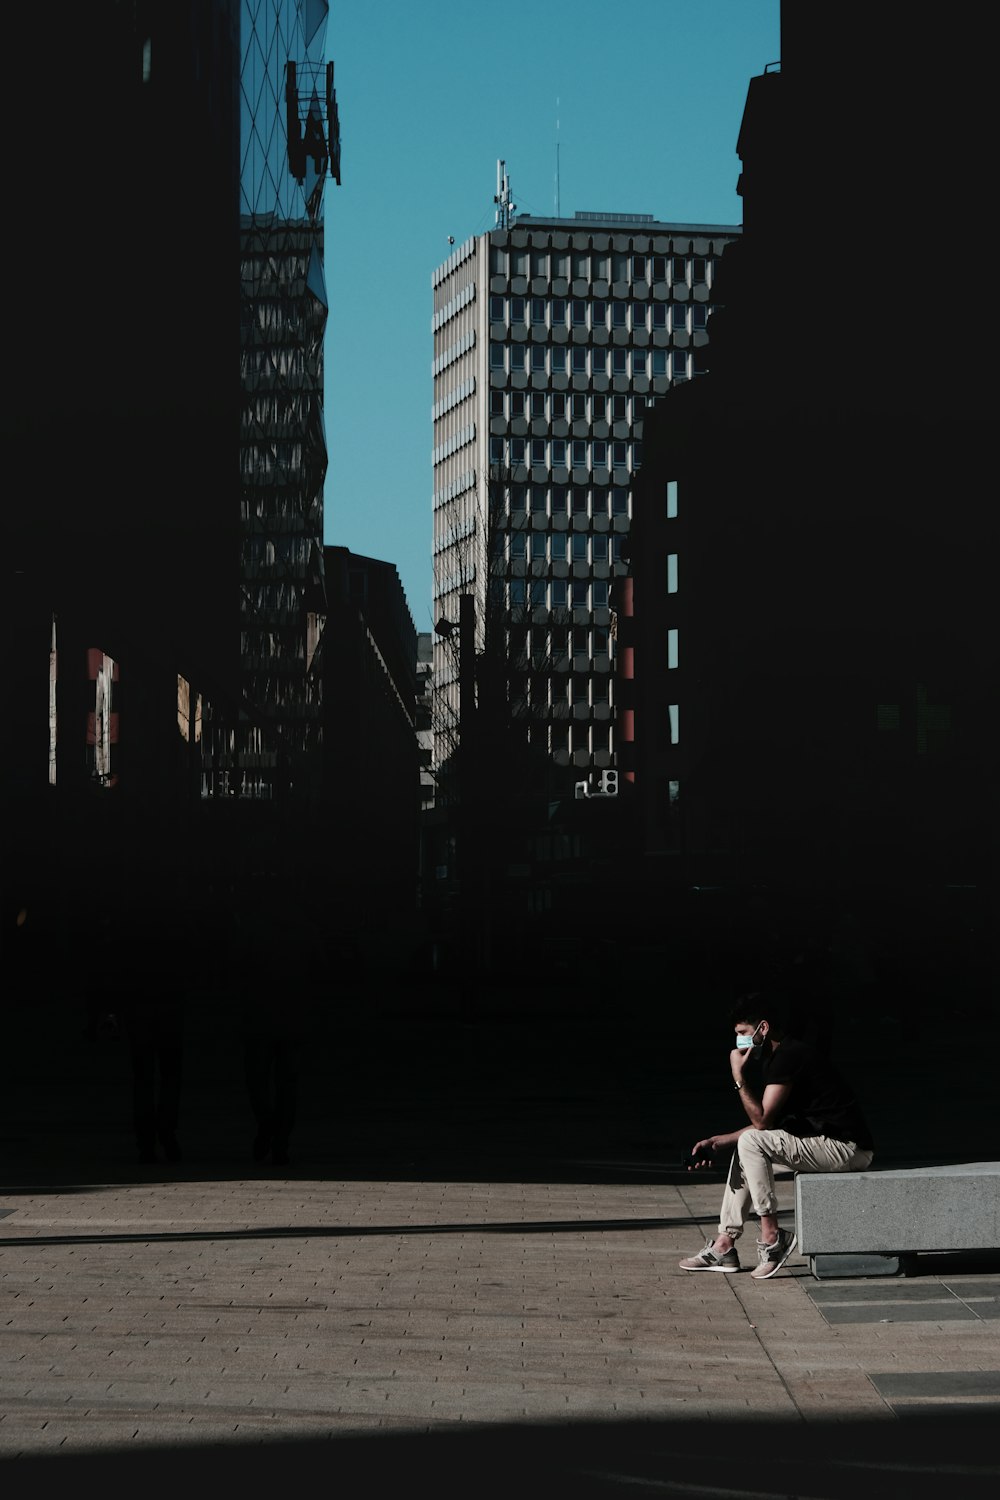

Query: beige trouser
[719,1128,874,1240]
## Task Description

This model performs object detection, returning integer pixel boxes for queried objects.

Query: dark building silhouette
[323,547,422,959]
[5,3,242,934]
[619,3,996,931]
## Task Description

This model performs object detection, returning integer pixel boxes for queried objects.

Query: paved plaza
[2,998,998,1494]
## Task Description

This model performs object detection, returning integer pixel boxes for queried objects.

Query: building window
[551,439,566,467]
[489,436,504,464]
[509,390,525,417]
[672,350,687,380]
[572,533,588,561]
[571,299,587,325]
[593,625,609,653]
[632,304,646,333]
[551,393,566,419]
[612,252,628,279]
[551,346,568,374]
[592,580,609,607]
[510,483,526,511]
[510,579,526,606]
[572,485,588,514]
[572,624,589,652]
[510,345,527,372]
[593,254,609,279]
[511,296,525,322]
[612,486,629,515]
[666,479,678,518]
[671,256,687,282]
[530,579,546,607]
[672,305,686,333]
[490,247,506,274]
[652,304,667,329]
[531,438,546,465]
[529,392,545,419]
[592,439,607,468]
[530,483,547,512]
[531,297,546,325]
[592,348,608,376]
[572,441,587,467]
[531,345,547,372]
[693,258,707,283]
[612,301,627,327]
[572,347,588,373]
[571,392,587,420]
[552,724,569,753]
[652,256,667,281]
[551,580,568,607]
[592,534,608,563]
[691,304,708,329]
[572,252,588,278]
[489,295,504,321]
[652,350,668,376]
[613,350,627,375]
[512,249,528,276]
[612,442,628,468]
[633,254,647,280]
[511,438,525,464]
[592,299,607,328]
[668,628,679,669]
[633,349,647,376]
[572,580,589,607]
[668,704,680,744]
[551,484,567,514]
[490,342,505,369]
[553,251,570,277]
[612,394,627,420]
[667,553,678,593]
[551,297,566,326]
[633,441,643,468]
[490,390,505,415]
[511,531,527,559]
[531,250,547,277]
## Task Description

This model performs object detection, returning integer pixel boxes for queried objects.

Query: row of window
[490,390,651,422]
[491,436,642,472]
[509,578,610,609]
[489,296,710,333]
[504,483,631,517]
[490,344,703,378]
[508,531,626,563]
[507,624,613,657]
[491,249,712,285]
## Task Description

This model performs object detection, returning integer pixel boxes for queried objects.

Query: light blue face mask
[735,1022,764,1052]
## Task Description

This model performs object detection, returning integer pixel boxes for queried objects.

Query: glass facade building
[237,0,340,800]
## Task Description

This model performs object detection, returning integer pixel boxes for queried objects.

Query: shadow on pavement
[5,1411,999,1497]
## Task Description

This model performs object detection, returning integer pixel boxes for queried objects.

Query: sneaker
[679,1241,741,1273]
[749,1227,798,1279]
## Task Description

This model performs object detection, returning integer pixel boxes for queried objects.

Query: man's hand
[688,1135,726,1169]
[730,1047,750,1084]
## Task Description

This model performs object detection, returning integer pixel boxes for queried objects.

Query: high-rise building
[430,204,739,785]
[237,0,340,802]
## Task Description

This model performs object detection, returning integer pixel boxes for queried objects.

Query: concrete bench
[794,1161,1000,1279]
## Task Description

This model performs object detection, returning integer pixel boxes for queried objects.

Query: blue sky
[324,0,780,632]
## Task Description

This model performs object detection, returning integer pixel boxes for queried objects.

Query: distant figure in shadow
[117,909,186,1165]
[237,889,324,1168]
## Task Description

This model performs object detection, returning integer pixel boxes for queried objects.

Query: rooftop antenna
[494,159,516,229]
[555,98,561,217]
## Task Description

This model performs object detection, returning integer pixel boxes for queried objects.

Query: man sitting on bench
[680,993,874,1280]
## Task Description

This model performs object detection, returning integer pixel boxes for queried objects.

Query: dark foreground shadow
[4,1411,999,1497]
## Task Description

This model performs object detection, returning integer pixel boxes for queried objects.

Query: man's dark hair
[729,990,789,1037]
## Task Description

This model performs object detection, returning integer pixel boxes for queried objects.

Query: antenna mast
[494,159,516,230]
[555,98,561,217]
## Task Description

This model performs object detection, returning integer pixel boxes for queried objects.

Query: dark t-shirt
[760,1038,873,1150]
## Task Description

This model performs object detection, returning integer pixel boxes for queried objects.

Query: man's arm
[731,1046,791,1130]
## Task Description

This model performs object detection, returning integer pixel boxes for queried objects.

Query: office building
[237,0,340,802]
[431,206,739,785]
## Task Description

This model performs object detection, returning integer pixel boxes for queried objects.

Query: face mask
[735,1022,764,1052]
